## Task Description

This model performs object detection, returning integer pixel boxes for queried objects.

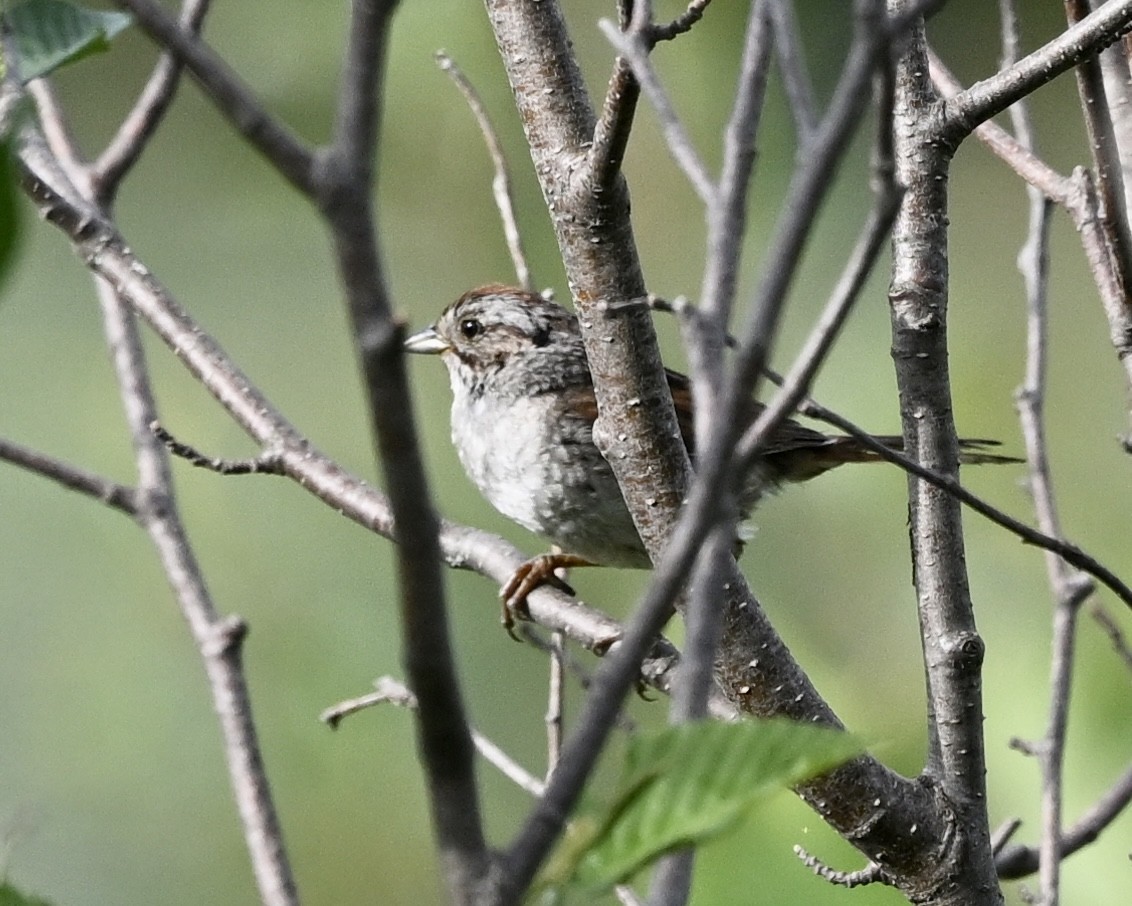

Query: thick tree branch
[888,5,1002,903]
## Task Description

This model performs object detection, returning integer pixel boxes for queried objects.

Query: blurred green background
[1,1,1129,903]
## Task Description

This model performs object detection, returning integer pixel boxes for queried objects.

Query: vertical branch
[12,7,300,900]
[766,0,818,141]
[97,278,300,906]
[1065,0,1132,298]
[1003,5,1096,903]
[320,2,493,899]
[890,4,1000,899]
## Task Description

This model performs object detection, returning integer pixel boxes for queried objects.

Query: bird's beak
[404,326,450,355]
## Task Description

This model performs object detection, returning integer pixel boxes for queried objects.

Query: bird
[405,285,1019,619]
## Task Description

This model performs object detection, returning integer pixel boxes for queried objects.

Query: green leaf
[5,0,133,83]
[0,882,54,906]
[543,718,863,895]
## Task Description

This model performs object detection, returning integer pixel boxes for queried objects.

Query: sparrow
[405,285,1018,618]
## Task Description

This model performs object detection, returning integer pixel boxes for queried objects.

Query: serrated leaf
[5,0,133,83]
[0,882,54,906]
[545,718,862,895]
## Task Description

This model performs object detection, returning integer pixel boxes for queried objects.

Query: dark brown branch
[152,422,285,475]
[651,0,713,43]
[0,436,139,516]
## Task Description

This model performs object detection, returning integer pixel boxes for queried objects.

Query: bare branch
[651,0,713,44]
[939,0,1132,145]
[777,387,1132,613]
[933,49,1132,442]
[793,846,893,889]
[767,0,818,140]
[435,52,532,290]
[0,436,138,516]
[589,56,642,197]
[599,18,716,204]
[98,277,300,906]
[930,52,1073,203]
[115,0,316,195]
[95,0,213,201]
[1064,0,1132,302]
[1090,602,1132,672]
[1003,4,1096,897]
[997,762,1132,878]
[152,423,285,475]
[545,631,565,780]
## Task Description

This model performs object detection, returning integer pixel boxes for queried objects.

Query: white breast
[449,384,552,534]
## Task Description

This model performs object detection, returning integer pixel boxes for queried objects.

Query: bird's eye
[459,318,482,339]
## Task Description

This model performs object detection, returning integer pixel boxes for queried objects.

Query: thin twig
[1003,4,1094,900]
[933,50,1132,401]
[435,52,532,290]
[115,0,316,195]
[1064,0,1132,304]
[152,422,285,475]
[1089,603,1132,672]
[793,845,892,889]
[651,0,714,43]
[930,52,1073,203]
[545,631,565,780]
[775,386,1132,613]
[8,37,300,902]
[766,0,818,141]
[589,56,642,196]
[599,18,716,204]
[997,762,1132,877]
[0,436,139,516]
[736,161,902,467]
[322,677,547,798]
[95,0,213,202]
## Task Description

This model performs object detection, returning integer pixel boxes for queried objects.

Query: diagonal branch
[939,0,1132,146]
[115,0,316,195]
[95,0,213,201]
[0,436,139,516]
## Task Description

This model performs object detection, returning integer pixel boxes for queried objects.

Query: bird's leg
[500,553,594,636]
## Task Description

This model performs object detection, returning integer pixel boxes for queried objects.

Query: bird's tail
[828,435,1024,466]
[768,435,1022,482]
